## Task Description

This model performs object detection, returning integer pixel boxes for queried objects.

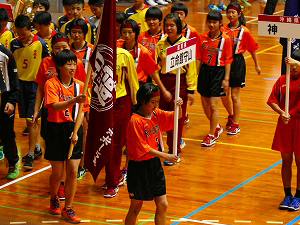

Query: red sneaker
[61,207,81,223]
[201,134,216,147]
[104,187,119,198]
[227,124,240,135]
[57,184,65,200]
[49,196,61,215]
[214,124,223,139]
[226,115,234,130]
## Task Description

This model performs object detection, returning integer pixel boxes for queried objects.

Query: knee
[129,203,143,216]
[66,168,78,180]
[231,94,240,103]
[156,200,168,212]
[282,158,293,168]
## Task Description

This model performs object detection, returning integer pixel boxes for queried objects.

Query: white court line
[179,218,228,225]
[234,221,251,223]
[81,220,91,223]
[0,165,51,190]
[266,222,283,224]
[42,221,59,224]
[203,220,220,223]
[138,219,154,222]
[106,220,123,222]
[10,223,26,225]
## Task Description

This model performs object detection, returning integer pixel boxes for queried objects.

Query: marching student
[88,0,104,28]
[154,13,197,165]
[32,0,57,31]
[57,0,74,31]
[267,51,300,211]
[196,10,232,147]
[124,0,149,33]
[116,11,126,41]
[125,83,181,225]
[44,49,89,223]
[0,8,14,50]
[10,14,50,170]
[221,2,261,135]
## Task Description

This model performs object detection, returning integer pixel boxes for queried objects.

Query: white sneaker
[156,0,168,5]
[165,0,172,2]
[146,0,158,6]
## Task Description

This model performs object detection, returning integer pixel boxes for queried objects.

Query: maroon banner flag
[84,0,116,182]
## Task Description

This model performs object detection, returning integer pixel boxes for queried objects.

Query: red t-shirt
[126,108,174,161]
[197,32,233,66]
[221,24,259,54]
[267,75,300,117]
[44,76,89,123]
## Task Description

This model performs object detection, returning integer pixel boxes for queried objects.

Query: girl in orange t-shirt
[125,83,182,225]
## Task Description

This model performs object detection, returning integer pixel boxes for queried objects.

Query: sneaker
[239,0,251,6]
[102,175,125,190]
[77,166,86,180]
[0,144,4,160]
[279,196,293,210]
[7,165,19,179]
[226,115,234,130]
[156,0,168,5]
[58,184,65,200]
[49,196,61,215]
[165,0,172,2]
[184,114,189,124]
[207,3,221,11]
[23,155,34,170]
[61,207,81,223]
[201,134,216,147]
[214,125,223,139]
[104,187,119,198]
[121,167,127,182]
[180,139,186,149]
[217,2,227,10]
[227,124,240,135]
[288,197,300,211]
[22,127,29,136]
[146,0,158,5]
[22,147,43,161]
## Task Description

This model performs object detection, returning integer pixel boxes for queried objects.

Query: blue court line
[170,160,282,225]
[286,216,300,225]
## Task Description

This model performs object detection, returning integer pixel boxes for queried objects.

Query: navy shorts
[18,80,38,119]
[127,157,166,200]
[230,54,246,88]
[44,122,83,161]
[197,64,226,98]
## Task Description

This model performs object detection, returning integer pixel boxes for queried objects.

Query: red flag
[84,0,116,182]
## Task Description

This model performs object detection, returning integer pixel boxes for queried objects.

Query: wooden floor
[0,1,295,224]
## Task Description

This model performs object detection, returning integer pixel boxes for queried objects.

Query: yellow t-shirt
[124,5,149,33]
[0,29,14,50]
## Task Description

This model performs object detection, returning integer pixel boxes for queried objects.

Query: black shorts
[197,64,226,98]
[127,157,166,200]
[44,122,83,161]
[18,80,39,119]
[230,54,246,88]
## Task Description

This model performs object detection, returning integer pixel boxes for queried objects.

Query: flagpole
[68,12,103,159]
[172,68,180,157]
[284,38,291,125]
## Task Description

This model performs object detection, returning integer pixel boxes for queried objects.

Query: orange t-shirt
[70,42,94,72]
[221,24,259,54]
[126,108,174,161]
[35,56,87,87]
[182,24,199,40]
[44,76,89,123]
[138,30,165,60]
[197,32,233,66]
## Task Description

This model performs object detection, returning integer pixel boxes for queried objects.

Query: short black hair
[136,83,160,111]
[207,10,222,21]
[69,18,88,35]
[121,19,140,41]
[163,13,182,35]
[145,6,163,21]
[15,14,31,30]
[33,0,50,11]
[88,0,104,7]
[0,8,9,21]
[72,0,85,7]
[55,49,77,68]
[33,11,52,25]
[63,0,74,6]
[171,3,188,17]
[116,11,126,24]
[291,49,300,62]
[51,32,69,46]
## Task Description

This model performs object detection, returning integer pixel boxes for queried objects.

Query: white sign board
[166,37,196,73]
[258,14,300,38]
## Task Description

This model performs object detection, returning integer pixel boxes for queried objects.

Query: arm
[150,72,172,102]
[222,64,231,93]
[285,57,300,66]
[33,85,44,123]
[52,94,86,111]
[196,59,202,75]
[250,51,261,75]
[148,149,178,163]
[268,102,290,123]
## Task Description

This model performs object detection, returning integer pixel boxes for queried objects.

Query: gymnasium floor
[1,0,297,224]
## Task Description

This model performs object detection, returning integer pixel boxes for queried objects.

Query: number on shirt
[207,54,212,65]
[64,109,70,117]
[22,59,28,69]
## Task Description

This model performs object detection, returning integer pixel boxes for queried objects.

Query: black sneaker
[22,127,29,136]
[77,166,86,180]
[22,147,43,162]
[23,155,34,170]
